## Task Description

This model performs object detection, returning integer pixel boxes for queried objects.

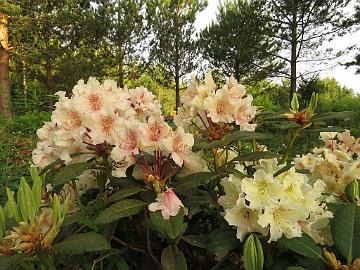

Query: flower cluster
[294,130,360,198]
[219,159,332,243]
[174,71,257,137]
[32,78,204,219]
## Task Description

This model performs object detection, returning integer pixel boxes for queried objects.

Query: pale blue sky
[194,0,360,93]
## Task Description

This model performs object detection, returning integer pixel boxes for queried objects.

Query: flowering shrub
[1,72,360,269]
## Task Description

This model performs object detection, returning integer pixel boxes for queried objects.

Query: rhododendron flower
[233,96,257,131]
[139,115,171,149]
[204,88,233,123]
[223,75,245,99]
[85,110,122,144]
[163,127,194,167]
[225,199,268,241]
[148,189,186,219]
[241,170,284,209]
[258,204,304,242]
[219,159,331,243]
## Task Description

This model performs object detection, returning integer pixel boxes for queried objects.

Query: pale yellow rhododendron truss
[218,160,333,244]
[294,130,360,198]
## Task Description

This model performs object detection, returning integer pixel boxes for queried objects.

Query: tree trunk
[175,66,180,110]
[118,47,124,88]
[23,60,28,109]
[174,5,180,111]
[0,12,13,118]
[45,60,54,107]
[290,2,298,104]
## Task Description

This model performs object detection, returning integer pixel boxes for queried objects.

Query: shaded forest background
[1,0,360,185]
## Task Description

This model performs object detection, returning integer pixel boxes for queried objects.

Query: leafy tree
[200,0,284,83]
[147,0,207,109]
[266,0,351,102]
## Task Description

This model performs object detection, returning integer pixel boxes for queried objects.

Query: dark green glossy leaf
[0,254,27,270]
[233,151,278,162]
[161,245,187,270]
[331,203,360,264]
[52,162,92,186]
[207,229,240,254]
[105,187,146,206]
[174,172,218,191]
[150,208,185,240]
[95,199,146,224]
[182,235,207,248]
[278,234,324,261]
[53,232,110,255]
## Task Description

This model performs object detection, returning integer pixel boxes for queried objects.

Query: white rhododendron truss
[219,159,333,244]
[294,130,360,198]
[174,71,257,140]
[32,78,205,219]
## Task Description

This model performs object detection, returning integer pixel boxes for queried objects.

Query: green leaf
[233,151,278,162]
[52,162,91,186]
[313,111,356,122]
[182,235,207,248]
[6,187,21,223]
[0,254,27,270]
[207,229,240,255]
[62,211,87,227]
[150,208,185,240]
[278,234,324,262]
[193,131,272,151]
[161,245,187,270]
[331,203,360,264]
[291,93,299,111]
[94,199,146,224]
[174,172,218,191]
[286,267,306,270]
[53,232,111,255]
[105,187,146,206]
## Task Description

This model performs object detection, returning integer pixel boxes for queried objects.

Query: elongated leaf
[6,187,21,223]
[174,172,218,191]
[193,131,272,150]
[150,208,185,240]
[0,206,5,238]
[31,168,42,210]
[331,203,360,264]
[0,254,27,270]
[105,187,145,206]
[62,211,87,227]
[313,111,356,122]
[278,234,324,261]
[182,235,207,248]
[207,229,240,254]
[233,151,278,162]
[52,162,91,186]
[40,152,88,175]
[53,232,110,255]
[161,245,187,270]
[95,199,146,224]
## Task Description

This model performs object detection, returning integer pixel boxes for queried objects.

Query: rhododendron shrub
[2,73,360,270]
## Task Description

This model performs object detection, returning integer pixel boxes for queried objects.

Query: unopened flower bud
[243,234,264,270]
[345,180,360,204]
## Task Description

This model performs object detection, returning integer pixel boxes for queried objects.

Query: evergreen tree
[200,0,284,83]
[266,0,351,101]
[147,0,207,109]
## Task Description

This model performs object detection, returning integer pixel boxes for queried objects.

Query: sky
[194,0,360,93]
